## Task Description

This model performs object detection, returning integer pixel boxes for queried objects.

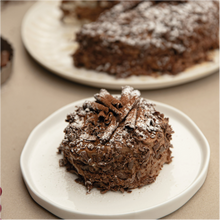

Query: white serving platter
[21,0,219,90]
[20,97,210,219]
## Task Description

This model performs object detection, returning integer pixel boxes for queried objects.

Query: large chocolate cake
[58,87,174,193]
[73,0,219,78]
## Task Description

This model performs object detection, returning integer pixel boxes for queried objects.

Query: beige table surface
[1,1,219,219]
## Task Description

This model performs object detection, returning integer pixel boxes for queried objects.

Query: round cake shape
[58,86,173,193]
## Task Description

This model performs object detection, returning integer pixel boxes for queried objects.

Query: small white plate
[21,1,219,90]
[20,97,210,219]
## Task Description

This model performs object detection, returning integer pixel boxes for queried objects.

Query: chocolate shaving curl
[105,112,114,125]
[125,108,137,129]
[87,113,98,125]
[93,87,141,143]
[94,89,122,116]
[121,86,141,105]
[135,107,145,131]
[120,97,138,122]
[98,111,106,120]
[99,115,118,143]
[83,101,109,114]
[119,86,140,122]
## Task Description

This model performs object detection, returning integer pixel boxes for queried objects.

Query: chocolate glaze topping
[58,86,173,193]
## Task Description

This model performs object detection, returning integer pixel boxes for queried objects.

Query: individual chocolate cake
[73,0,219,78]
[58,86,173,194]
[60,0,119,23]
[1,37,13,84]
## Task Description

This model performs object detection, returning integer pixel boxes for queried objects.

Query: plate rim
[21,0,219,90]
[20,97,210,218]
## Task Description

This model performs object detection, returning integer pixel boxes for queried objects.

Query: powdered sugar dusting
[58,87,174,194]
[80,1,218,53]
[60,87,168,159]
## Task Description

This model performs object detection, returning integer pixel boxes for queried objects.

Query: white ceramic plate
[20,97,210,219]
[21,1,219,90]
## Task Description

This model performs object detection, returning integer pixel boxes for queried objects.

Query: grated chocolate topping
[60,86,164,154]
[58,86,174,193]
[80,0,218,53]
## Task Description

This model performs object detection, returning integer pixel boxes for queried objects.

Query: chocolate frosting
[58,86,173,193]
